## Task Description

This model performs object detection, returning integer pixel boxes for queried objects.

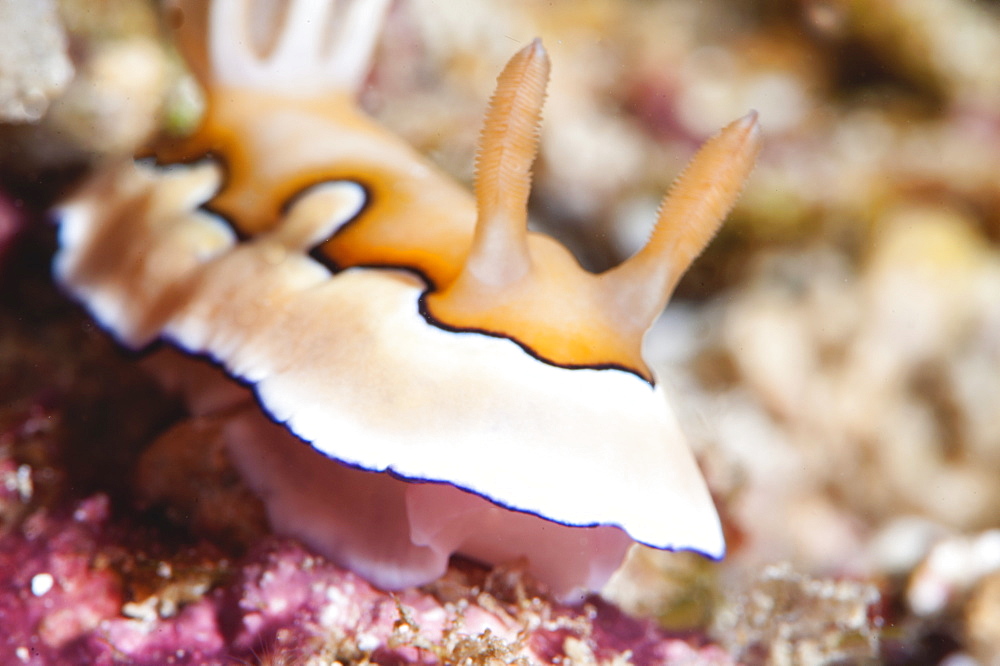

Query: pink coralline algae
[0,489,733,665]
[0,494,217,664]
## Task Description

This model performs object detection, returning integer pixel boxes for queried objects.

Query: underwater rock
[0,493,736,665]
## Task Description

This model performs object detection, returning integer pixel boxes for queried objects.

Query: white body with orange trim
[53,0,759,600]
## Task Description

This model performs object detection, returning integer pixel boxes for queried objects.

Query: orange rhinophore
[53,0,760,600]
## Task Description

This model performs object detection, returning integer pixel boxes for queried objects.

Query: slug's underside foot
[229,408,634,601]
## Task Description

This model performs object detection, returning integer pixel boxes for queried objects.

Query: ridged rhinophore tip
[602,111,762,337]
[458,34,551,287]
[733,110,762,144]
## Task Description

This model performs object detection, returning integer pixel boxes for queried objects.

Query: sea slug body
[53,0,760,600]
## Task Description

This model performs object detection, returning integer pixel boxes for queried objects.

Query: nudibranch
[53,0,760,600]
